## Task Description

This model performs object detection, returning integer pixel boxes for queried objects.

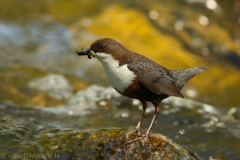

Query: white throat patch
[94,52,136,92]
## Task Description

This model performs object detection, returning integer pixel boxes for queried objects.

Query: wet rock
[163,97,219,115]
[28,74,73,100]
[227,107,240,120]
[67,85,121,110]
[0,118,202,160]
[39,85,124,116]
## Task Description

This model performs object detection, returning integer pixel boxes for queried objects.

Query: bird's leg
[134,101,147,134]
[144,103,160,140]
[127,103,160,144]
[127,101,147,137]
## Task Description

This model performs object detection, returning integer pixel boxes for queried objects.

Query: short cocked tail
[171,67,207,90]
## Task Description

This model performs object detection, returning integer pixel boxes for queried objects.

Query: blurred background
[0,0,240,107]
[0,0,240,159]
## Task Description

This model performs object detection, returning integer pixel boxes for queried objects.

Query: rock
[28,74,73,100]
[0,118,202,160]
[40,84,124,117]
[227,107,240,120]
[163,97,219,115]
[67,85,121,110]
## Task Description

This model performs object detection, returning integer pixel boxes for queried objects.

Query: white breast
[94,52,136,92]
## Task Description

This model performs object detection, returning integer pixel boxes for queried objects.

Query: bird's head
[76,38,128,61]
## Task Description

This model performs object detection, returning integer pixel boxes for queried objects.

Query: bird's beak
[76,48,92,59]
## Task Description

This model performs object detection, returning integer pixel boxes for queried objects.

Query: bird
[76,38,207,139]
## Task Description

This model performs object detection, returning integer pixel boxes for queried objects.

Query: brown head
[77,38,132,62]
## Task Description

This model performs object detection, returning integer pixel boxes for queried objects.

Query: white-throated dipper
[76,38,207,139]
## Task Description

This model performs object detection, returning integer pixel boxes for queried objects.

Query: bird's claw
[126,133,150,145]
[126,128,150,145]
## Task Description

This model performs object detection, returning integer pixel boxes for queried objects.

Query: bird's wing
[127,55,183,98]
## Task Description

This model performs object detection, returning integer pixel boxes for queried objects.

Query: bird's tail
[171,67,207,90]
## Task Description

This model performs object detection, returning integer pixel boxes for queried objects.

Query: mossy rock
[0,118,202,160]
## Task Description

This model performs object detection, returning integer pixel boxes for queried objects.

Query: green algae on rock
[0,117,202,160]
